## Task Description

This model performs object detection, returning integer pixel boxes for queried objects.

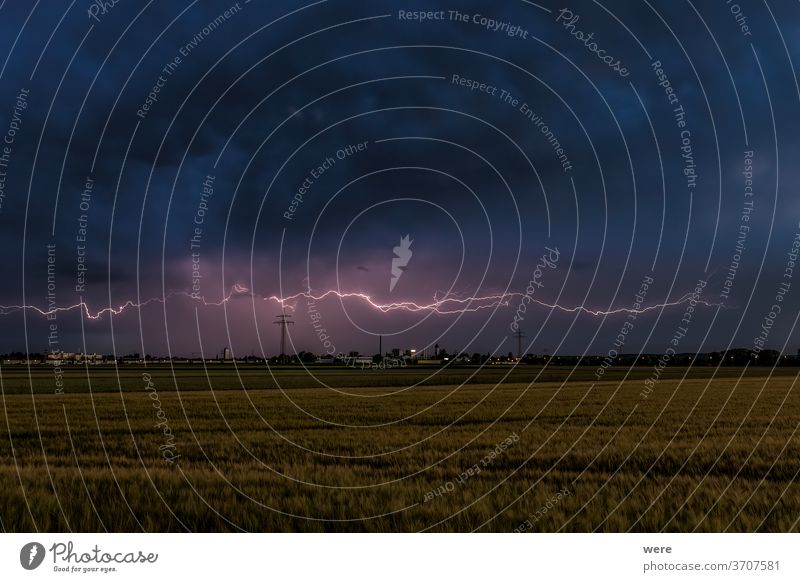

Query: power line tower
[274,312,294,363]
[513,329,527,359]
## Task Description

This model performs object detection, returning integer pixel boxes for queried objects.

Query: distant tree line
[0,348,796,366]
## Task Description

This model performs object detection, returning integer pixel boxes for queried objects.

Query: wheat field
[1,366,798,532]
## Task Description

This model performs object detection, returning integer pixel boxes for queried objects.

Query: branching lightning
[0,283,724,320]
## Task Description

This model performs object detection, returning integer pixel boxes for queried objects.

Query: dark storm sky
[0,0,799,358]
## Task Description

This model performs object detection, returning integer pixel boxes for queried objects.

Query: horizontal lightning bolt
[0,284,723,320]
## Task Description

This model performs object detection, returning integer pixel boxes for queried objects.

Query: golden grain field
[1,366,798,532]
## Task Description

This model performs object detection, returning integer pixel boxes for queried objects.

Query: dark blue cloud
[0,0,798,358]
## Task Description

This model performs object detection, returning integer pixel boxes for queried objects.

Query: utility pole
[274,312,294,363]
[513,329,527,359]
